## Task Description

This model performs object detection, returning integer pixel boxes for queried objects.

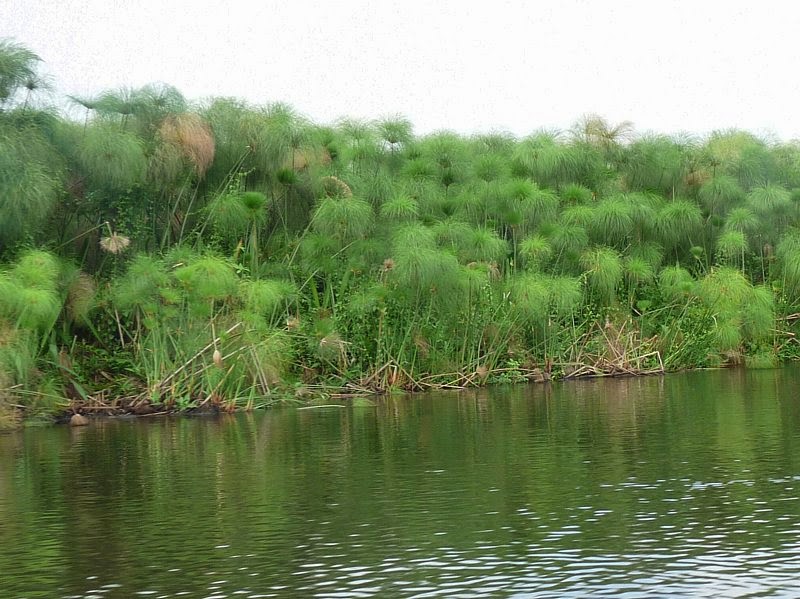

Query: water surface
[2,368,800,597]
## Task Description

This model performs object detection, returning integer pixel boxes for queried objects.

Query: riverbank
[1,250,796,429]
[4,41,800,427]
[2,344,782,430]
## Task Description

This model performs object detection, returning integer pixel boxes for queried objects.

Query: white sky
[4,0,800,139]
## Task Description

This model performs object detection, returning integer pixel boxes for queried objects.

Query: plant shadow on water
[2,367,800,597]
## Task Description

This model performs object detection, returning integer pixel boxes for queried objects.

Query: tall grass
[4,37,800,417]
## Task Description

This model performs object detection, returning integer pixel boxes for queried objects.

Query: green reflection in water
[1,368,800,597]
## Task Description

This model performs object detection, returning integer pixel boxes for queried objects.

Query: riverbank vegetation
[3,39,800,424]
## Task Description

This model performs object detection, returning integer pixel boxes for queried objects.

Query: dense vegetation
[3,39,800,424]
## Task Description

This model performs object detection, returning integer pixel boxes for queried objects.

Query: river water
[2,368,800,597]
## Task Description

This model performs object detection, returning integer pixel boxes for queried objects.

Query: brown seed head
[99,233,131,254]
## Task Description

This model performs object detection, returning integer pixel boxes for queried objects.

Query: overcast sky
[4,0,800,139]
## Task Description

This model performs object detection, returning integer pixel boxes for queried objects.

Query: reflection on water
[2,368,800,597]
